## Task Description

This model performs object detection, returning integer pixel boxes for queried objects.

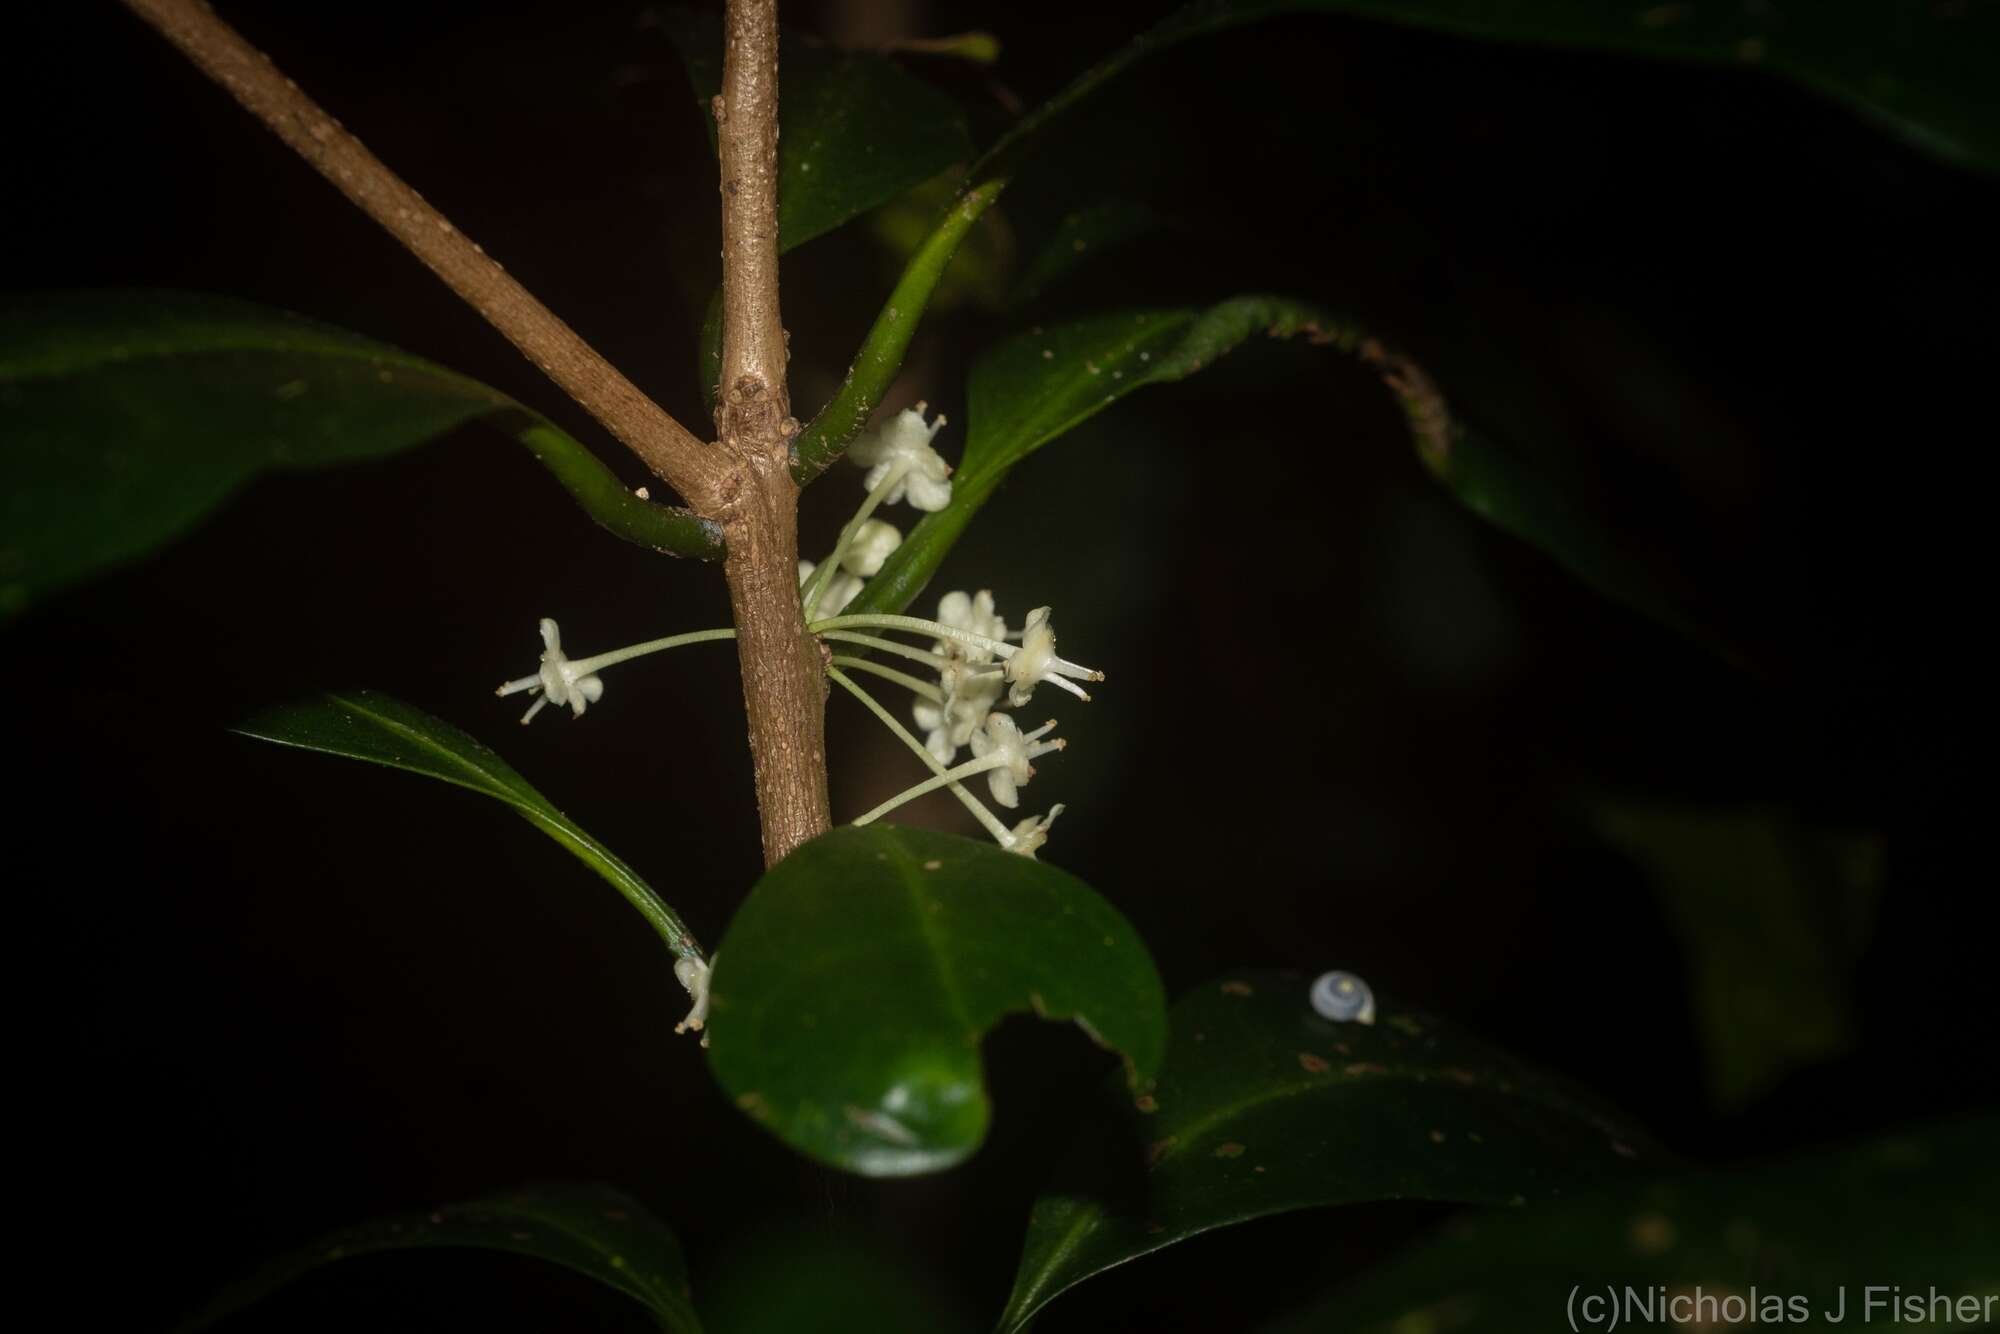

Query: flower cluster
[801,404,1104,857]
[913,591,1006,764]
[817,582,1101,859]
[492,403,1104,870]
[485,401,1107,1040]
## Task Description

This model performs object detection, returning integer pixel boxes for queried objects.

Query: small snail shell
[1310,970,1376,1025]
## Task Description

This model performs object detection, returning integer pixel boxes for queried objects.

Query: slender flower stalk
[816,629,957,673]
[553,627,739,676]
[812,613,1030,666]
[801,460,911,618]
[816,610,1101,702]
[826,667,1015,843]
[852,720,1062,825]
[850,756,1010,826]
[828,655,945,703]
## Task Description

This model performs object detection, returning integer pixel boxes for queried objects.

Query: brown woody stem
[125,0,832,868]
[118,0,728,512]
[711,0,832,864]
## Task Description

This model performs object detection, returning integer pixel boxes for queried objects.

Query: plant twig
[709,0,832,864]
[713,0,790,446]
[129,0,834,868]
[119,0,729,514]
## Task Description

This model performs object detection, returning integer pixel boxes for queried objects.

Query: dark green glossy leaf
[1594,803,1884,1111]
[1295,0,1999,173]
[697,1220,976,1334]
[999,969,1658,1333]
[849,295,1732,655]
[655,10,974,253]
[235,690,702,960]
[981,1,1997,182]
[799,0,1992,486]
[1260,1118,2000,1334]
[0,291,717,617]
[1007,199,1165,311]
[849,297,1406,617]
[179,1182,701,1333]
[705,825,1166,1177]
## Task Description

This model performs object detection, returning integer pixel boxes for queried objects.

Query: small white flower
[673,954,713,1040]
[496,618,605,724]
[799,559,863,617]
[848,402,953,511]
[841,518,903,577]
[968,713,1063,808]
[935,589,1006,663]
[1005,804,1065,858]
[1004,606,1103,707]
[912,659,1005,763]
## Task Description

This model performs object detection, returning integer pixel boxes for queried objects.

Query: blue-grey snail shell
[1310,970,1377,1025]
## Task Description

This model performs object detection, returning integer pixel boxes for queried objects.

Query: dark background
[7,1,1991,1329]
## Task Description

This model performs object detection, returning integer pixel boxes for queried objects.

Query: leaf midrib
[321,692,555,817]
[887,838,978,1039]
[481,1200,693,1321]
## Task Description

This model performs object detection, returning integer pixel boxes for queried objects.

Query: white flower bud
[841,518,903,577]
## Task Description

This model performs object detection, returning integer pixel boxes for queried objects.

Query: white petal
[988,766,1019,808]
[842,518,903,576]
[540,662,570,704]
[925,728,956,765]
[905,472,953,512]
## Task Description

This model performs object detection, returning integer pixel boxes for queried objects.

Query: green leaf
[1594,803,1885,1111]
[847,295,1732,655]
[697,1220,975,1334]
[235,690,702,960]
[0,291,719,617]
[655,10,974,254]
[790,178,1005,482]
[1007,199,1166,311]
[704,824,1166,1178]
[1258,1118,2000,1334]
[798,0,1993,486]
[179,1182,702,1333]
[1288,0,2000,173]
[998,969,1658,1334]
[979,1,1998,181]
[845,297,1406,617]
